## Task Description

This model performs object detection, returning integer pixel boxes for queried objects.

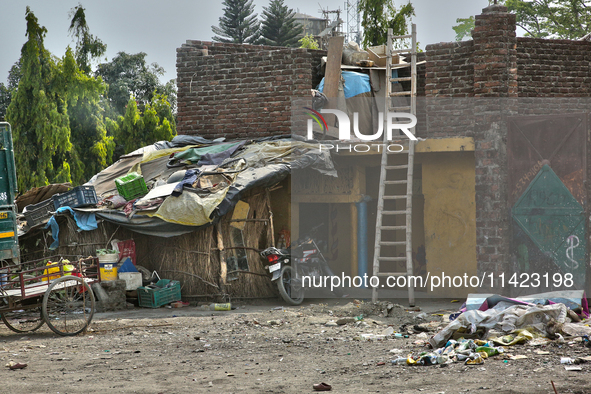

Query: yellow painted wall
[421,152,477,298]
[328,203,353,276]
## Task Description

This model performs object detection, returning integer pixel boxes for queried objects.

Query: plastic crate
[24,198,55,227]
[137,279,181,308]
[53,185,98,209]
[115,172,148,201]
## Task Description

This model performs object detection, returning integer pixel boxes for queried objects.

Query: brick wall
[176,41,326,140]
[517,38,591,97]
[421,4,591,293]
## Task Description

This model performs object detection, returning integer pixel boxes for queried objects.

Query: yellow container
[43,261,75,281]
[100,262,118,281]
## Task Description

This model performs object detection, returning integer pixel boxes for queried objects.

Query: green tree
[0,84,9,121]
[68,4,107,74]
[212,0,260,44]
[506,0,591,39]
[259,0,303,47]
[58,48,115,184]
[359,0,415,48]
[454,0,591,40]
[6,7,72,191]
[299,33,320,50]
[107,94,176,157]
[95,52,174,116]
[453,16,475,41]
[0,63,23,121]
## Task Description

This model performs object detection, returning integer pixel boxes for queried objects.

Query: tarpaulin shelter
[19,136,336,299]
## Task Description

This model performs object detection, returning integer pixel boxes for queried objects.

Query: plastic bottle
[200,303,232,311]
[210,303,231,311]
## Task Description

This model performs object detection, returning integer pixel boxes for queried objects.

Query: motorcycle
[260,224,341,305]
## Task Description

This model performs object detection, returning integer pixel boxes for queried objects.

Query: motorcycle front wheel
[277,265,304,305]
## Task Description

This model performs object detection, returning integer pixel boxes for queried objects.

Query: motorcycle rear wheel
[277,266,304,305]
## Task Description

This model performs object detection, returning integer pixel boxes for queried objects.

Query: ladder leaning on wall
[371,24,417,306]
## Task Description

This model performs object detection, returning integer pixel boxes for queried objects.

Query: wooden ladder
[371,24,417,306]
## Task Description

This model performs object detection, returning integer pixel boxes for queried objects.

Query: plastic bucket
[98,253,119,281]
[100,262,118,281]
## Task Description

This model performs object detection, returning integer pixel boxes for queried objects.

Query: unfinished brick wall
[424,41,474,97]
[517,38,591,97]
[176,41,326,140]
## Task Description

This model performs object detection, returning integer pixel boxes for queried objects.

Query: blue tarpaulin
[318,71,371,98]
[45,207,98,250]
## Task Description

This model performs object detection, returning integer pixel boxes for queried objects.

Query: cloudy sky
[0,0,489,84]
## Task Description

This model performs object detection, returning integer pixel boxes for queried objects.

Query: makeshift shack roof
[77,136,336,237]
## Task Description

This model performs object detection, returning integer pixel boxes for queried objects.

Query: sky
[0,0,489,85]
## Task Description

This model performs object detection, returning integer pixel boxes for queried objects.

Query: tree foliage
[454,0,591,40]
[0,84,9,121]
[95,52,175,117]
[453,16,475,41]
[259,0,303,47]
[299,33,320,50]
[6,7,73,191]
[59,48,115,185]
[505,0,591,39]
[68,4,106,74]
[359,0,415,48]
[107,94,176,157]
[212,0,260,44]
[3,6,177,190]
[0,63,22,121]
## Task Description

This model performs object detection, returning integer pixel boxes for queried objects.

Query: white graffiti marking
[566,235,580,270]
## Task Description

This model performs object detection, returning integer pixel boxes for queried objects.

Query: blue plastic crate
[24,198,55,227]
[53,185,98,209]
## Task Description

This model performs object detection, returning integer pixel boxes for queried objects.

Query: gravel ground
[1,299,590,394]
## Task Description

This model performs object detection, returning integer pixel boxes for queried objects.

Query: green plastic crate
[115,172,148,200]
[137,279,181,308]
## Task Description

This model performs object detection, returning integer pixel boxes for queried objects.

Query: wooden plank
[216,223,227,286]
[323,36,345,98]
[322,36,345,128]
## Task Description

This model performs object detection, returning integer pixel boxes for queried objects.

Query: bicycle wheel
[1,305,44,333]
[42,276,95,336]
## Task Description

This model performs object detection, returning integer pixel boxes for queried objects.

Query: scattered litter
[313,382,332,391]
[565,365,582,371]
[381,327,394,336]
[508,355,528,360]
[336,317,355,325]
[6,362,27,370]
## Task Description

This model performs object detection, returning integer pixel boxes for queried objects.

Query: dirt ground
[1,298,590,394]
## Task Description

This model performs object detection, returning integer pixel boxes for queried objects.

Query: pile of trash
[397,291,591,367]
[396,338,506,366]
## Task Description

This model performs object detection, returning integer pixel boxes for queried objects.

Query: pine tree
[6,7,72,190]
[212,0,260,44]
[260,0,303,47]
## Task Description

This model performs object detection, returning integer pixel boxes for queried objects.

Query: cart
[0,255,100,336]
